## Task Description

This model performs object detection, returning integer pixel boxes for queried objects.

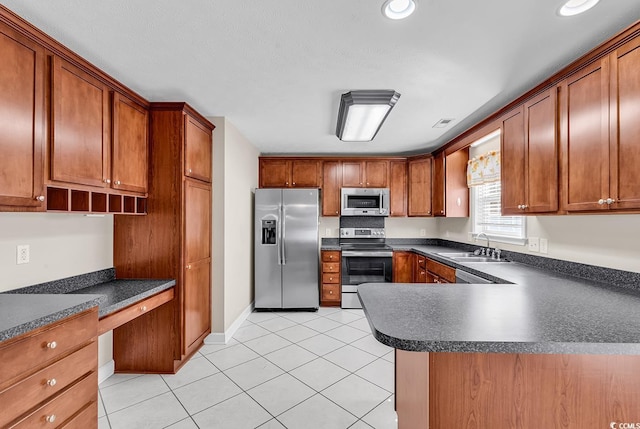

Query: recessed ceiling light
[382,0,416,20]
[558,0,600,16]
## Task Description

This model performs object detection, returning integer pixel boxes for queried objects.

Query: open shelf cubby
[70,190,90,212]
[136,197,147,214]
[109,195,122,213]
[46,187,69,211]
[45,186,146,215]
[123,196,136,213]
[91,193,108,213]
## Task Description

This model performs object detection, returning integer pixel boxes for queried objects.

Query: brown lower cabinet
[394,251,456,284]
[321,251,341,306]
[396,350,640,429]
[0,308,98,429]
[113,103,214,373]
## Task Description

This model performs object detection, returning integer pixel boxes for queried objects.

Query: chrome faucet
[475,232,490,255]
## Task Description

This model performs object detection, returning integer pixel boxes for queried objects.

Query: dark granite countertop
[1,269,176,342]
[0,294,103,343]
[358,243,640,355]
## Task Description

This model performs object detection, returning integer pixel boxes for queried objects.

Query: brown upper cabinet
[408,157,432,216]
[185,114,213,183]
[501,88,558,215]
[432,150,469,217]
[342,160,389,188]
[560,36,640,212]
[51,57,110,189]
[0,21,46,210]
[112,92,149,194]
[259,158,321,188]
[322,161,342,216]
[389,160,407,216]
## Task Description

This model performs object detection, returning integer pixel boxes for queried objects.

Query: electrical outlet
[17,245,30,264]
[528,237,539,253]
[540,238,548,254]
[325,228,331,236]
[420,229,426,237]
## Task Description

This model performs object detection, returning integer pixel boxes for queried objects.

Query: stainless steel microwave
[341,188,390,216]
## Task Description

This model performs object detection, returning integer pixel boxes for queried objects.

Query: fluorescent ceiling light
[558,0,600,16]
[382,0,416,20]
[336,90,401,142]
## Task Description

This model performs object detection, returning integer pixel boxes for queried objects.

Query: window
[472,181,526,243]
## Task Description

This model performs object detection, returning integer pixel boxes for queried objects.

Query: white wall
[0,212,114,366]
[319,216,438,239]
[210,117,260,333]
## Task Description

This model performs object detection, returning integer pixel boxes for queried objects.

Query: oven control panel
[339,228,385,238]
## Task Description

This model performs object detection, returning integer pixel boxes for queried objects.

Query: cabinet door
[445,148,470,217]
[393,252,414,283]
[322,161,342,216]
[364,160,388,187]
[51,57,110,188]
[408,158,432,216]
[260,159,290,188]
[610,37,640,210]
[184,115,212,183]
[432,153,445,216]
[524,89,558,213]
[183,257,211,351]
[389,161,407,216]
[184,180,211,263]
[500,107,525,215]
[112,93,148,194]
[0,22,45,208]
[560,58,610,212]
[342,161,364,187]
[291,159,321,187]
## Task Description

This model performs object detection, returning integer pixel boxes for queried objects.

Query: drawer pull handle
[46,341,57,349]
[186,264,192,269]
[140,306,147,312]
[46,414,56,423]
[46,378,57,387]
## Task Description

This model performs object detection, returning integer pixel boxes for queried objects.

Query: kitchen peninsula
[358,246,640,429]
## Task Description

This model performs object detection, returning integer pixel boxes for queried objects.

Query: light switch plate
[528,237,539,253]
[540,238,548,254]
[17,245,30,264]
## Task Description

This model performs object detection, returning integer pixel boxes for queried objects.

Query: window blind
[473,182,524,238]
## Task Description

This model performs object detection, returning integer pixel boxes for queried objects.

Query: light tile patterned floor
[98,308,397,429]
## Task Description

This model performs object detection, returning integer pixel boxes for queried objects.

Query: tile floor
[98,307,397,429]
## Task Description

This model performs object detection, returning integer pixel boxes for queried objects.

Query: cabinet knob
[46,415,56,423]
[606,198,615,205]
[115,180,121,185]
[188,169,192,174]
[329,256,333,260]
[104,179,111,184]
[36,195,45,202]
[522,204,528,209]
[598,199,605,205]
[360,182,363,185]
[140,305,147,312]
[427,211,431,214]
[329,290,333,294]
[366,182,369,185]
[335,211,338,214]
[329,277,333,281]
[285,182,289,185]
[46,341,57,349]
[46,378,57,387]
[186,264,192,270]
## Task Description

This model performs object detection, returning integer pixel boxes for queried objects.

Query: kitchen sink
[436,252,509,263]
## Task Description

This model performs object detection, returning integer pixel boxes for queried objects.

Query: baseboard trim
[204,301,254,345]
[98,360,115,385]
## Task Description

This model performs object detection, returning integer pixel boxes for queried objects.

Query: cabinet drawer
[426,259,456,283]
[322,273,340,284]
[59,401,97,429]
[98,287,174,335]
[0,342,96,427]
[322,262,340,273]
[9,372,96,428]
[321,251,340,262]
[322,284,340,301]
[416,255,426,269]
[416,269,427,283]
[0,309,97,387]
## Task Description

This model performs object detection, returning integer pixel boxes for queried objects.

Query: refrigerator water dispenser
[261,219,277,245]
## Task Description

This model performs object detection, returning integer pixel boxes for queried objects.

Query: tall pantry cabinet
[113,103,213,373]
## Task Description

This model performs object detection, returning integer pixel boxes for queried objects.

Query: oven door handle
[341,251,393,257]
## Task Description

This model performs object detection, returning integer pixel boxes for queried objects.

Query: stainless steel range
[340,227,393,309]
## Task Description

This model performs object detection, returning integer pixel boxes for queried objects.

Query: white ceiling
[3,1,639,155]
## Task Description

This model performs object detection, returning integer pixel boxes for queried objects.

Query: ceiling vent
[433,118,454,128]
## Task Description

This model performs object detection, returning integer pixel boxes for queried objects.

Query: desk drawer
[0,309,97,387]
[9,372,96,428]
[0,342,96,427]
[98,287,174,335]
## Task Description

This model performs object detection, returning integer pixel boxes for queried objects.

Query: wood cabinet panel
[431,153,445,216]
[291,159,321,187]
[426,259,456,283]
[364,160,388,187]
[396,350,430,429]
[260,159,290,188]
[342,161,364,187]
[392,251,414,283]
[322,272,340,284]
[112,92,148,194]
[51,57,109,188]
[259,159,321,188]
[322,161,342,216]
[389,161,407,216]
[321,284,340,303]
[184,179,211,263]
[610,37,640,209]
[321,251,341,262]
[445,149,469,217]
[321,250,341,306]
[184,258,211,352]
[58,401,97,429]
[184,115,212,183]
[0,22,45,209]
[322,262,340,273]
[408,158,432,216]
[500,108,526,215]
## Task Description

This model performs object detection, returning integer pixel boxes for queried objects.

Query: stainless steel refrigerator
[254,188,319,310]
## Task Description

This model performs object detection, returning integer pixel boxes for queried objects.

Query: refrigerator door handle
[277,203,283,265]
[282,204,287,265]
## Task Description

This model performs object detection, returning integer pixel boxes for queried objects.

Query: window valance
[467,150,500,187]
